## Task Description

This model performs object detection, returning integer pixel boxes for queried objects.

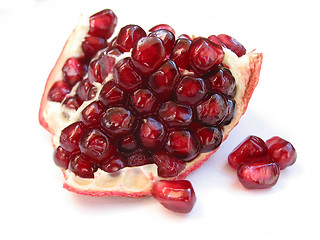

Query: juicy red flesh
[53,146,71,170]
[175,76,207,105]
[130,88,157,115]
[62,58,88,86]
[99,81,125,107]
[100,153,127,172]
[170,38,192,70]
[217,34,246,57]
[62,96,82,110]
[88,9,117,39]
[127,149,151,167]
[115,25,147,52]
[158,101,193,127]
[152,180,196,213]
[139,117,166,150]
[149,24,175,35]
[81,35,107,59]
[69,153,98,178]
[48,81,71,102]
[60,121,85,152]
[149,29,175,56]
[81,101,104,126]
[205,67,236,97]
[152,150,185,178]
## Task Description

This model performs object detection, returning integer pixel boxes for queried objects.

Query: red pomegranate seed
[60,121,85,152]
[88,59,103,84]
[138,117,166,150]
[152,180,196,213]
[80,101,105,126]
[100,107,136,137]
[130,88,157,115]
[178,34,191,40]
[99,48,122,80]
[266,136,297,170]
[119,134,138,152]
[149,24,175,34]
[99,81,125,107]
[237,156,280,189]
[175,76,207,105]
[148,60,180,100]
[62,96,82,110]
[131,36,166,76]
[158,101,193,127]
[190,122,223,153]
[87,86,97,100]
[217,34,246,57]
[81,35,107,59]
[208,35,226,47]
[152,150,185,178]
[222,99,236,125]
[69,153,97,178]
[205,67,236,97]
[165,130,199,161]
[170,38,192,70]
[76,78,94,101]
[115,25,147,52]
[188,38,224,73]
[228,135,268,169]
[196,92,228,126]
[100,153,127,173]
[127,149,152,167]
[88,9,117,39]
[79,128,115,163]
[48,81,72,102]
[113,57,143,92]
[62,57,87,86]
[149,29,175,56]
[53,146,72,169]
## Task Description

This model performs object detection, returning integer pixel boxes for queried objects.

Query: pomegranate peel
[39,10,263,198]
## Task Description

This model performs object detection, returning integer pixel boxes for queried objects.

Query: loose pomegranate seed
[81,35,107,59]
[175,76,207,105]
[138,117,166,150]
[170,38,192,70]
[48,81,71,102]
[88,59,103,84]
[208,35,226,47]
[113,57,143,92]
[99,48,122,80]
[100,153,127,172]
[149,29,175,56]
[205,67,236,97]
[60,121,85,152]
[131,36,166,76]
[152,180,196,213]
[196,92,228,126]
[80,101,105,126]
[62,57,87,86]
[188,38,224,73]
[217,34,246,57]
[165,130,199,161]
[119,134,138,152]
[130,88,157,115]
[149,24,175,34]
[53,146,72,169]
[158,101,193,127]
[228,135,268,169]
[100,107,136,137]
[190,122,223,153]
[62,96,82,110]
[69,153,97,178]
[99,81,125,107]
[266,136,297,170]
[148,60,180,100]
[115,25,147,52]
[127,149,152,167]
[222,99,236,125]
[152,150,185,178]
[76,78,94,101]
[237,156,280,189]
[88,9,117,39]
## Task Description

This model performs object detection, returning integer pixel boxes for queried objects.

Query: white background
[1,0,319,239]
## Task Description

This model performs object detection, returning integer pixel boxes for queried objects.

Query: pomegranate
[39,8,263,197]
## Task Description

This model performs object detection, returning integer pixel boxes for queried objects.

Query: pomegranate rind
[39,15,263,198]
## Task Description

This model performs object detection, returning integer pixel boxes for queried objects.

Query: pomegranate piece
[115,25,147,52]
[88,9,117,39]
[237,156,280,189]
[149,24,175,34]
[60,121,85,152]
[69,153,98,178]
[205,67,236,97]
[175,76,207,105]
[127,149,152,167]
[170,38,192,70]
[100,153,127,173]
[130,88,157,115]
[81,101,105,126]
[149,29,175,56]
[53,146,71,170]
[266,136,297,170]
[152,180,196,213]
[48,81,71,102]
[131,36,166,76]
[81,35,107,59]
[228,135,268,169]
[62,57,87,86]
[217,34,246,57]
[158,101,193,127]
[152,150,185,178]
[138,117,166,150]
[99,81,125,107]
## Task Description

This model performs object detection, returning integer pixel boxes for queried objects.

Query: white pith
[42,14,259,196]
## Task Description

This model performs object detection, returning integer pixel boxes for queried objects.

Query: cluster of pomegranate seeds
[228,135,297,189]
[49,9,248,179]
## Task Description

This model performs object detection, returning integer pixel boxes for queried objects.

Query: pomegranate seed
[217,34,246,57]
[152,180,196,213]
[149,24,175,34]
[113,57,143,92]
[188,38,224,73]
[222,99,236,125]
[228,135,268,169]
[88,9,117,39]
[60,121,85,152]
[130,88,157,115]
[149,29,175,56]
[131,36,166,76]
[62,96,82,110]
[88,59,103,84]
[139,117,166,150]
[158,101,193,127]
[99,81,125,107]
[266,136,297,170]
[165,130,199,161]
[80,101,105,126]
[62,57,87,86]
[53,146,72,169]
[87,86,97,100]
[76,78,94,101]
[115,25,146,52]
[152,150,185,178]
[81,35,107,59]
[119,134,138,152]
[100,153,127,172]
[205,67,236,97]
[127,149,152,167]
[208,35,226,47]
[178,34,191,40]
[69,153,97,178]
[100,107,136,137]
[175,76,207,105]
[237,156,280,189]
[170,38,192,70]
[48,80,71,102]
[99,48,122,80]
